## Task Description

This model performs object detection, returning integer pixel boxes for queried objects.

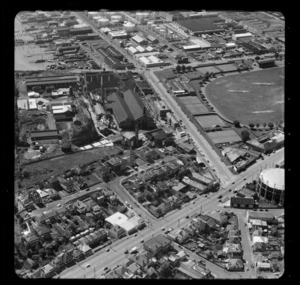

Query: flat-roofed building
[153,100,170,119]
[131,34,148,45]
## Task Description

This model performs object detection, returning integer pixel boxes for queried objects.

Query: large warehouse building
[256,168,284,205]
[105,89,155,130]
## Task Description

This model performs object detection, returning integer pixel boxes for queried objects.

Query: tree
[146,193,153,202]
[159,261,173,278]
[256,123,260,128]
[176,65,181,73]
[241,130,250,143]
[22,170,30,179]
[263,122,267,128]
[268,122,274,129]
[233,120,240,128]
[181,65,186,73]
[164,137,175,147]
[249,123,254,128]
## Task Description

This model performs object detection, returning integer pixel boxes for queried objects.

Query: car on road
[243,178,247,181]
[165,228,173,234]
[140,239,144,243]
[106,248,110,252]
[161,227,165,231]
[124,250,129,254]
[217,195,223,199]
[233,189,238,194]
[228,189,232,192]
[192,201,196,204]
[103,267,109,271]
[85,264,91,268]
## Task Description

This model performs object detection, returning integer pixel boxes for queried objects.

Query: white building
[232,32,253,41]
[138,55,167,68]
[28,98,37,110]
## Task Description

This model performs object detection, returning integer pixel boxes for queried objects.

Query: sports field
[204,67,284,124]
[208,130,242,145]
[195,115,227,128]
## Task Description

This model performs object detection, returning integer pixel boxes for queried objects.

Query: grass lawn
[204,67,284,125]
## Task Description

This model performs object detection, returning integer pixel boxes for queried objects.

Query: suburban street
[58,145,283,279]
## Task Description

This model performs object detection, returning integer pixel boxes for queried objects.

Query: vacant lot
[21,146,122,187]
[208,130,242,145]
[195,115,227,128]
[204,67,284,124]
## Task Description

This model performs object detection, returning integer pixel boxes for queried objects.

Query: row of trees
[233,120,276,129]
[174,65,193,73]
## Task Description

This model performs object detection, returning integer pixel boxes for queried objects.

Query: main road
[145,70,234,184]
[59,147,283,279]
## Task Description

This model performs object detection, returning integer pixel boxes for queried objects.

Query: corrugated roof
[123,89,148,120]
[106,92,134,124]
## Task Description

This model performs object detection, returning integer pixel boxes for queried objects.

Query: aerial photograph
[14,10,284,279]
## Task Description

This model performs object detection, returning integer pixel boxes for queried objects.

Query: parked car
[85,264,91,268]
[124,250,129,254]
[106,248,110,252]
[103,267,108,271]
[218,195,223,199]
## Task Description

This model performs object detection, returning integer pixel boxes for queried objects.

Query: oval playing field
[204,67,284,125]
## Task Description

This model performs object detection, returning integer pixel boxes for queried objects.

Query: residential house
[206,210,228,226]
[176,229,190,244]
[146,267,159,278]
[34,225,52,239]
[23,258,37,270]
[231,197,255,208]
[226,258,244,271]
[28,268,44,278]
[108,225,126,239]
[51,253,65,273]
[256,261,271,271]
[24,233,39,246]
[43,263,56,278]
[191,218,207,233]
[73,200,87,214]
[226,243,243,258]
[143,234,170,256]
[35,210,57,225]
[77,243,93,257]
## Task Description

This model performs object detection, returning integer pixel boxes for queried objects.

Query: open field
[194,114,227,128]
[207,130,242,145]
[21,146,122,187]
[204,67,284,125]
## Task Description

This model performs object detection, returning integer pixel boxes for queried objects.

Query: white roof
[139,56,150,64]
[226,42,236,47]
[136,45,145,52]
[28,91,40,97]
[250,219,267,227]
[145,46,154,52]
[105,212,128,226]
[234,32,253,37]
[148,55,161,63]
[183,45,201,50]
[28,98,37,109]
[259,168,284,190]
[85,145,92,149]
[17,99,28,110]
[128,46,137,54]
[132,34,146,43]
[252,236,268,244]
[190,38,211,48]
[92,142,102,147]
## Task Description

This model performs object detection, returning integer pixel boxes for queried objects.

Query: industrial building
[232,32,253,41]
[153,100,170,119]
[69,26,93,35]
[138,55,168,68]
[246,131,284,153]
[256,168,284,205]
[84,71,119,92]
[30,130,61,143]
[105,89,155,130]
[108,30,128,39]
[147,35,159,44]
[131,35,148,45]
[257,58,276,68]
[25,75,80,91]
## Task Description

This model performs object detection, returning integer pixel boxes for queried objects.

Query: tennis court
[216,63,238,73]
[208,130,242,144]
[179,96,202,105]
[195,115,227,128]
[185,104,210,115]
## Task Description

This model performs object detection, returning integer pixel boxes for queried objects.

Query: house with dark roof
[231,196,255,208]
